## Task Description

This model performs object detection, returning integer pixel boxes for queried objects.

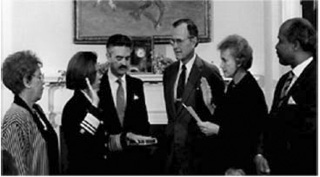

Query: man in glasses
[162,18,225,174]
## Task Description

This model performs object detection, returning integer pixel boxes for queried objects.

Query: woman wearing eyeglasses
[1,50,59,175]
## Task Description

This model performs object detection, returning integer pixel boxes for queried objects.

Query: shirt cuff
[80,113,100,135]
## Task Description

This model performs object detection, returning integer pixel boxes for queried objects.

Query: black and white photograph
[1,0,317,175]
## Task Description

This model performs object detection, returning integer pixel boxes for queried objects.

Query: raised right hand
[200,77,216,114]
[85,77,99,107]
[200,77,212,106]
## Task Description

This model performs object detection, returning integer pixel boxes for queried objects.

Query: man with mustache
[162,18,225,174]
[98,34,154,174]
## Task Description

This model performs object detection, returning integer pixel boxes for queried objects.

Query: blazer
[98,72,151,174]
[217,72,268,174]
[265,59,316,175]
[162,55,225,174]
[61,90,110,175]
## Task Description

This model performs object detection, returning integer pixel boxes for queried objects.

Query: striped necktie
[116,79,125,126]
[278,71,294,107]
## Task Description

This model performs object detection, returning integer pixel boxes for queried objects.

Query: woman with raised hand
[60,51,112,174]
[198,35,268,175]
[1,50,59,175]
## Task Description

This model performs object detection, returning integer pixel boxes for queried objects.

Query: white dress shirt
[288,56,313,91]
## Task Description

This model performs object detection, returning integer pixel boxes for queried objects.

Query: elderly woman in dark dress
[198,35,268,175]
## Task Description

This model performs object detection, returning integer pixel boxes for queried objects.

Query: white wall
[1,0,302,121]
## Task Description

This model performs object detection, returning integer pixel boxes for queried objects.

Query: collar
[291,57,313,78]
[179,53,196,72]
[108,69,126,83]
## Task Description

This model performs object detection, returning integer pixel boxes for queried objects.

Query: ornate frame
[74,0,212,44]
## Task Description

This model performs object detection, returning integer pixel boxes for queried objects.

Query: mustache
[119,65,128,70]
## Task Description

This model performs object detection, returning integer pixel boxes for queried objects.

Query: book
[127,138,158,146]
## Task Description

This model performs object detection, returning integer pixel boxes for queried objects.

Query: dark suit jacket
[163,56,225,174]
[98,72,151,174]
[61,90,110,175]
[265,59,317,175]
[217,72,268,174]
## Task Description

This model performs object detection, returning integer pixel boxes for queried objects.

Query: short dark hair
[173,18,199,47]
[283,18,317,54]
[218,34,253,70]
[2,50,42,95]
[66,51,97,90]
[106,34,133,50]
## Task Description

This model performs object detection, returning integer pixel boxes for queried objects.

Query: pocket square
[133,94,139,100]
[288,96,296,105]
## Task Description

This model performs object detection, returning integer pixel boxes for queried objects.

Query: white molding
[44,74,163,84]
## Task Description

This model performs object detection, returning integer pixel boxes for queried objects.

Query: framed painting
[74,0,212,44]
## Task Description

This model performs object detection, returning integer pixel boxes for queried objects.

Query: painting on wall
[74,0,212,44]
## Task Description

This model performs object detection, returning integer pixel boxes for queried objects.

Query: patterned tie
[278,71,294,107]
[116,79,125,126]
[176,64,186,101]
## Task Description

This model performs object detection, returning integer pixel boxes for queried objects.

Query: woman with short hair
[198,35,268,174]
[1,50,59,175]
[61,51,110,174]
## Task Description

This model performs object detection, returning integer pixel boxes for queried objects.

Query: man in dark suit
[162,18,225,174]
[255,18,317,175]
[98,34,154,174]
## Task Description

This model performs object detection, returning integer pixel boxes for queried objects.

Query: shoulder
[196,57,223,82]
[99,72,110,89]
[2,104,35,134]
[241,73,266,99]
[62,92,87,115]
[3,104,31,124]
[301,59,316,81]
[126,74,143,85]
[163,61,179,74]
[197,56,219,72]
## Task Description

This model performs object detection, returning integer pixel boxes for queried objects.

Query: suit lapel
[270,71,290,112]
[272,59,315,111]
[99,72,122,129]
[125,75,134,121]
[100,73,116,109]
[165,62,179,119]
[176,56,202,115]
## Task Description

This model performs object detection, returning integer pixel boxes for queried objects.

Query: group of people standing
[1,17,316,175]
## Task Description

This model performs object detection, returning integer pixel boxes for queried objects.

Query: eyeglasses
[169,36,194,46]
[33,72,44,81]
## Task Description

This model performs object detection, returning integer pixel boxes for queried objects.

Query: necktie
[116,79,125,126]
[176,64,186,101]
[278,71,294,107]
